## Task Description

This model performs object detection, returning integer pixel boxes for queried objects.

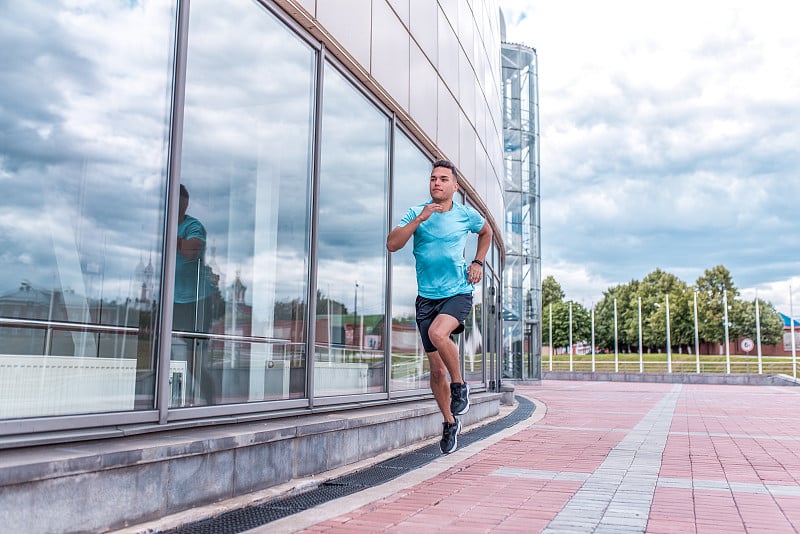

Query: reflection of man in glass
[173,184,214,404]
[386,159,492,454]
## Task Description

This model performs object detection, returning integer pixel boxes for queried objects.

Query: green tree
[594,281,640,352]
[730,298,784,346]
[695,265,737,344]
[637,269,692,351]
[542,275,565,308]
[545,300,590,349]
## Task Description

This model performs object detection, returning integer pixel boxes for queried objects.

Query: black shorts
[415,293,473,353]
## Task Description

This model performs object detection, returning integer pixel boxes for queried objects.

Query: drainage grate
[161,395,534,534]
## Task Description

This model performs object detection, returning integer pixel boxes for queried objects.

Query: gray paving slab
[544,384,681,534]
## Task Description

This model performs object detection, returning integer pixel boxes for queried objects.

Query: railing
[0,316,140,358]
[544,354,799,377]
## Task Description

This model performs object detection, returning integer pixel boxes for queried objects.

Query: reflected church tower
[133,253,155,308]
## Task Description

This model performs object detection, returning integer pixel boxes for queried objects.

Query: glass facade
[0,0,533,441]
[0,0,176,418]
[172,0,315,407]
[501,43,542,380]
[390,131,433,392]
[315,64,389,397]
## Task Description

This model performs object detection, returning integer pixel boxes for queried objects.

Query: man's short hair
[432,159,459,181]
[180,184,189,199]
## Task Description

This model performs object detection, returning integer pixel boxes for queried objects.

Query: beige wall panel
[386,0,409,27]
[439,0,459,32]
[475,137,487,191]
[458,50,476,126]
[436,83,459,162]
[458,114,476,185]
[409,42,438,140]
[475,92,487,153]
[371,0,410,111]
[316,0,372,70]
[436,7,459,95]
[457,0,474,61]
[408,0,438,68]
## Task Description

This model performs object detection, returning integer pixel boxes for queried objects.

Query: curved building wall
[277,0,506,228]
[0,0,509,441]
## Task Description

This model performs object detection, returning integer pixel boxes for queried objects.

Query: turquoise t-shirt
[175,215,213,304]
[400,201,485,299]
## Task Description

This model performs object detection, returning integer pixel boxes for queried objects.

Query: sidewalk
[258,381,800,534]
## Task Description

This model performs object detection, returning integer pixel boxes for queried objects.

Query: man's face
[430,166,458,202]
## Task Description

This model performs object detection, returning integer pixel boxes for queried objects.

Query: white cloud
[500,0,800,314]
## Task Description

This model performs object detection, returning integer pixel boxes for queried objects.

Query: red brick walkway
[264,381,800,533]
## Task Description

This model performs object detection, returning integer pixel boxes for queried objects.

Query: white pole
[591,307,596,372]
[791,286,797,379]
[549,303,553,371]
[359,284,364,352]
[693,290,700,373]
[755,291,762,374]
[666,294,672,373]
[723,289,731,374]
[328,284,332,360]
[354,280,359,351]
[613,298,619,373]
[569,302,573,372]
[638,297,643,373]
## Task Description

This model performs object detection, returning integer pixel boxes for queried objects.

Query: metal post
[638,297,643,373]
[354,280,359,349]
[693,290,700,373]
[549,303,553,371]
[591,307,596,372]
[755,293,762,374]
[568,302,573,372]
[613,298,619,372]
[666,294,672,373]
[723,289,731,374]
[791,286,797,379]
[359,283,364,352]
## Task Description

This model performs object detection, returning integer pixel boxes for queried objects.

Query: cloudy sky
[498,0,800,313]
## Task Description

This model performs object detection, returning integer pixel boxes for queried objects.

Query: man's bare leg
[428,314,464,384]
[426,350,454,424]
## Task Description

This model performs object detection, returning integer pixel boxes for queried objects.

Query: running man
[386,159,492,453]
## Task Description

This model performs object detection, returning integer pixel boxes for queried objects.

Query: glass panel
[485,270,499,387]
[463,225,484,384]
[390,131,431,392]
[316,64,389,396]
[0,1,175,419]
[463,278,485,384]
[175,0,315,406]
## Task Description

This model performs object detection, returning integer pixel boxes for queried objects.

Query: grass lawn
[544,351,799,376]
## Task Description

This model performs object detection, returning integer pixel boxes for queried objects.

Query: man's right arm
[387,204,440,251]
[386,219,419,252]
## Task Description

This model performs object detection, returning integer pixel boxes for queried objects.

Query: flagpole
[723,289,731,374]
[591,306,596,372]
[666,294,672,373]
[693,290,700,373]
[638,297,643,373]
[755,291,762,374]
[569,302,573,372]
[549,303,553,371]
[791,286,797,379]
[613,298,619,373]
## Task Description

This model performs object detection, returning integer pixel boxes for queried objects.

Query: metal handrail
[0,316,139,335]
[0,316,298,346]
[172,330,294,345]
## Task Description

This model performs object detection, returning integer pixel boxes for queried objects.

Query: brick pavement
[261,381,800,534]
